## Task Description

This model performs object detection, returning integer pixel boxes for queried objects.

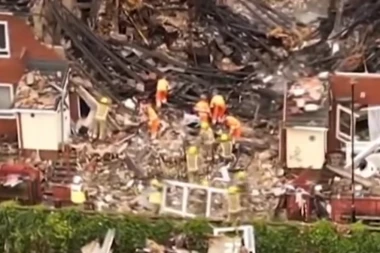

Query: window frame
[213,225,256,253]
[160,180,227,218]
[0,21,10,59]
[0,83,14,118]
[336,104,358,142]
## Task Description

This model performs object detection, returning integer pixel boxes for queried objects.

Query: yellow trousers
[93,119,107,139]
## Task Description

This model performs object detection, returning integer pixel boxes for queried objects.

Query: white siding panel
[20,112,59,150]
[286,127,326,169]
[56,107,71,144]
[64,96,71,141]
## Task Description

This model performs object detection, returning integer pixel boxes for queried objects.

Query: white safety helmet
[73,175,83,184]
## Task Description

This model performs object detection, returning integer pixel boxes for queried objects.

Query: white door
[286,127,327,169]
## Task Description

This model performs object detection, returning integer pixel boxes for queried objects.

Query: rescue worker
[71,175,86,205]
[225,115,242,141]
[186,146,199,183]
[218,133,234,160]
[194,94,210,124]
[234,171,247,187]
[199,122,215,160]
[143,104,161,139]
[227,185,242,222]
[210,92,226,124]
[156,77,169,108]
[93,96,111,140]
[148,179,162,214]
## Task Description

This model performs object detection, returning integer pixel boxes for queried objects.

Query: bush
[0,205,380,253]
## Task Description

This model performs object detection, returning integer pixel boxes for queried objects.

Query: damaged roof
[14,71,62,110]
[286,76,328,127]
[14,60,69,110]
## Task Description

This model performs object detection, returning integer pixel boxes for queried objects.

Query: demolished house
[22,0,290,217]
[0,14,72,158]
[0,14,117,160]
[2,0,380,225]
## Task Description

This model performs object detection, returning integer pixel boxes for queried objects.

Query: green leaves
[1,207,380,253]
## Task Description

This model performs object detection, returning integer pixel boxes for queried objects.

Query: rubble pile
[48,0,308,119]
[28,0,335,219]
[22,0,380,220]
[45,0,380,118]
[293,0,380,73]
[14,70,63,110]
[67,107,284,217]
[287,76,327,116]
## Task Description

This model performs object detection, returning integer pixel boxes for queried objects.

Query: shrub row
[1,205,380,253]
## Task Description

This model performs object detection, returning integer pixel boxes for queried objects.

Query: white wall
[20,111,60,150]
[286,127,327,169]
[56,95,71,143]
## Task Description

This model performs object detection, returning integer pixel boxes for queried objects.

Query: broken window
[160,180,227,218]
[79,97,90,117]
[0,21,10,58]
[337,103,372,143]
[212,225,256,253]
[355,109,370,142]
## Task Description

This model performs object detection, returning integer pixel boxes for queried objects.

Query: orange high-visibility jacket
[194,100,210,113]
[225,116,241,129]
[157,78,169,91]
[210,95,225,107]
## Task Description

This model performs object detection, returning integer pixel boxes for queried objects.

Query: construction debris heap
[2,0,380,226]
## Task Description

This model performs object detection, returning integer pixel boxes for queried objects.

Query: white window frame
[336,104,359,142]
[337,105,375,165]
[160,180,227,218]
[0,83,14,119]
[213,225,256,253]
[0,21,10,58]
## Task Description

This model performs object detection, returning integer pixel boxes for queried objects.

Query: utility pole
[350,79,356,223]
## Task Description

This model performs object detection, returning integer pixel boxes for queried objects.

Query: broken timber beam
[326,164,373,188]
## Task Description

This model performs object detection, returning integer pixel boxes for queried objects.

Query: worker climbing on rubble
[227,185,242,222]
[186,146,200,183]
[148,179,163,214]
[210,91,226,124]
[199,122,215,160]
[156,76,169,108]
[142,104,161,139]
[217,133,234,161]
[225,115,242,141]
[94,96,111,140]
[194,94,211,124]
[71,175,86,205]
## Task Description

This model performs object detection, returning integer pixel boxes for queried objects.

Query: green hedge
[1,205,380,253]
